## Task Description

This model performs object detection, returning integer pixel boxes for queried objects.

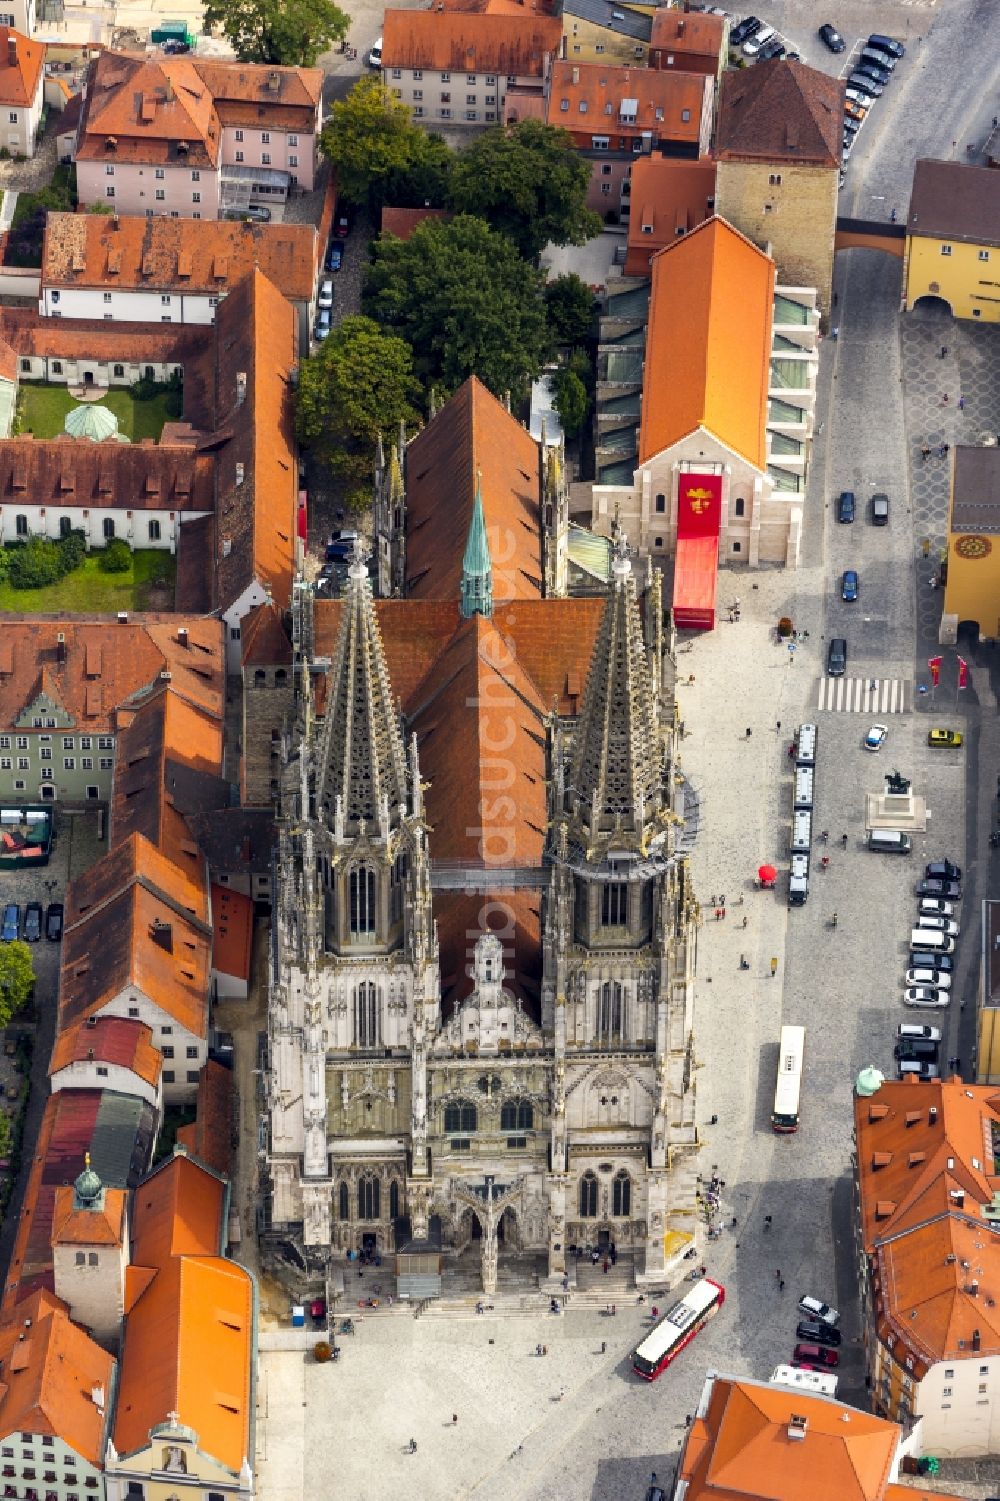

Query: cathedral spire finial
[460,470,493,620]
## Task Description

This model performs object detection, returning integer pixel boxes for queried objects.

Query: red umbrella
[758,864,777,883]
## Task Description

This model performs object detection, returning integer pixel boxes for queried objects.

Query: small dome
[855,1065,885,1097]
[74,1152,103,1205]
[64,404,128,443]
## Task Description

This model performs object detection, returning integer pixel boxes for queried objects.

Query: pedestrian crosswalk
[816,677,912,714]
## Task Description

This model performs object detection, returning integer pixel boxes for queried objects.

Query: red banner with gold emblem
[677,473,722,540]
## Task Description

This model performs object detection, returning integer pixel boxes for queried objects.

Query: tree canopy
[450,121,602,261]
[553,366,590,438]
[320,77,431,206]
[544,273,597,348]
[295,316,419,508]
[364,215,551,403]
[203,0,349,66]
[0,941,33,1029]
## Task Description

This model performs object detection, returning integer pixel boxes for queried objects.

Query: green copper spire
[460,471,493,619]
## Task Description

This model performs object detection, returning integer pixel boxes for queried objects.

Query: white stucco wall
[76,160,222,219]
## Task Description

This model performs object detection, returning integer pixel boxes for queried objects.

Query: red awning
[672,534,719,631]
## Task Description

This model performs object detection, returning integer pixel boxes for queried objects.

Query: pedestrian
[921,537,931,556]
[776,720,782,734]
[775,1268,781,1281]
[742,914,748,929]
[715,907,721,921]
[941,393,950,405]
[734,607,741,621]
[651,1306,659,1319]
[920,444,931,462]
[536,1343,543,1356]
[779,1279,785,1292]
[890,207,897,223]
[600,1340,607,1354]
[940,346,948,359]
[603,1259,609,1274]
[721,905,727,920]
[764,1214,772,1230]
[942,442,951,455]
[611,1304,616,1316]
[770,957,778,977]
[720,894,726,907]
[453,1414,459,1426]
[958,396,965,411]
[841,833,848,849]
[831,325,839,340]
[731,1215,738,1227]
[745,726,752,739]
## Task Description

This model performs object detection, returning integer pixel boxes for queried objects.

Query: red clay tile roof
[380,206,451,241]
[405,378,543,603]
[192,57,322,109]
[855,1077,1000,1370]
[0,306,203,366]
[0,436,215,512]
[547,60,709,147]
[0,1290,116,1466]
[241,600,293,667]
[649,9,725,71]
[41,212,318,303]
[639,215,774,469]
[624,156,717,276]
[382,9,561,75]
[77,52,221,168]
[0,27,43,107]
[68,829,209,929]
[437,887,543,1013]
[210,883,252,981]
[49,1014,162,1089]
[716,59,844,167]
[51,1180,127,1247]
[176,1060,234,1178]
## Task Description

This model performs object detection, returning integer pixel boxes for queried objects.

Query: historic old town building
[262,378,701,1294]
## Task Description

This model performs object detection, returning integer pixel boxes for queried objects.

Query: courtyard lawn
[0,550,175,613]
[14,383,174,442]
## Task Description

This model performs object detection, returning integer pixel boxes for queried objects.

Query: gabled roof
[639,215,774,469]
[405,378,543,604]
[716,59,843,168]
[649,8,725,68]
[381,8,561,75]
[116,1153,252,1475]
[624,155,717,276]
[0,436,215,513]
[380,206,451,242]
[176,1059,234,1178]
[547,60,708,144]
[240,600,293,667]
[51,1180,127,1248]
[49,1014,162,1090]
[561,0,651,44]
[0,306,203,367]
[68,829,209,930]
[908,159,1000,247]
[192,56,322,113]
[0,1290,115,1465]
[77,52,221,168]
[0,27,44,107]
[40,212,318,303]
[678,1373,900,1501]
[210,883,252,982]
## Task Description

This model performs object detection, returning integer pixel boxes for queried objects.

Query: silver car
[904,986,949,1009]
[916,914,959,937]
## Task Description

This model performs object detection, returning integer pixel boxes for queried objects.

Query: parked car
[827,638,847,677]
[757,36,786,60]
[743,23,776,55]
[793,1342,839,1368]
[846,87,876,109]
[861,46,897,72]
[22,903,41,942]
[1,905,18,942]
[899,1059,940,1079]
[317,279,334,310]
[729,15,762,46]
[910,949,954,973]
[868,32,905,56]
[864,724,887,752]
[162,38,191,53]
[844,99,868,122]
[894,1038,939,1062]
[798,1295,839,1327]
[905,969,951,991]
[245,205,271,223]
[917,879,961,899]
[326,238,345,272]
[898,1022,942,1042]
[45,902,63,942]
[928,728,963,748]
[916,914,959,937]
[335,208,351,238]
[313,308,332,342]
[325,529,359,562]
[855,58,892,86]
[926,860,962,881]
[904,986,949,1009]
[842,114,861,136]
[367,35,382,67]
[848,71,883,97]
[796,1319,842,1347]
[870,492,889,525]
[841,569,859,601]
[818,22,845,51]
[837,490,855,522]
[919,897,955,918]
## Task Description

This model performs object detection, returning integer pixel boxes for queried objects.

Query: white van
[909,929,956,955]
[868,829,911,854]
[367,35,383,67]
[771,1364,838,1398]
[790,811,812,853]
[795,724,817,768]
[788,853,809,907]
[793,767,814,810]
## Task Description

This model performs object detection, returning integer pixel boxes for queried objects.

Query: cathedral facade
[263,378,701,1293]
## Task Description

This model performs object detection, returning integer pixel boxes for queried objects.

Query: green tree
[450,120,602,261]
[0,942,33,1028]
[295,316,419,508]
[203,0,348,66]
[544,273,596,348]
[379,131,454,212]
[553,367,589,438]
[365,215,551,403]
[321,77,429,206]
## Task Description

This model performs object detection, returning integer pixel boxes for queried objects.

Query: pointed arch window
[613,1169,631,1217]
[598,981,624,1044]
[338,1182,349,1220]
[349,864,377,935]
[390,850,408,924]
[601,882,628,927]
[358,1173,380,1220]
[579,1171,598,1218]
[500,1100,534,1131]
[444,1099,477,1134]
[355,982,378,1047]
[389,1180,400,1220]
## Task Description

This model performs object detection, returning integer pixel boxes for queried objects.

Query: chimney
[974,1329,982,1352]
[929,1107,939,1124]
[970,1280,980,1298]
[56,632,66,663]
[164,76,174,102]
[677,17,685,34]
[236,371,247,406]
[951,1188,966,1208]
[150,918,173,953]
[787,1414,808,1441]
[117,611,128,624]
[177,626,189,648]
[91,1384,105,1410]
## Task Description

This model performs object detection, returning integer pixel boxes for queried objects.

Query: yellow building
[562,0,654,65]
[940,445,1000,642]
[904,158,1000,322]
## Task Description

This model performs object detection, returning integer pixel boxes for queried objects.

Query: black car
[895,1038,940,1062]
[855,58,891,86]
[325,529,359,563]
[22,903,42,942]
[848,72,883,98]
[871,492,889,525]
[1,905,18,943]
[796,1319,842,1347]
[45,902,63,942]
[818,22,845,52]
[868,32,905,57]
[926,860,962,882]
[827,637,847,676]
[861,46,896,73]
[730,15,761,46]
[911,950,955,973]
[918,879,961,899]
[757,37,786,61]
[161,38,191,53]
[837,490,856,523]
